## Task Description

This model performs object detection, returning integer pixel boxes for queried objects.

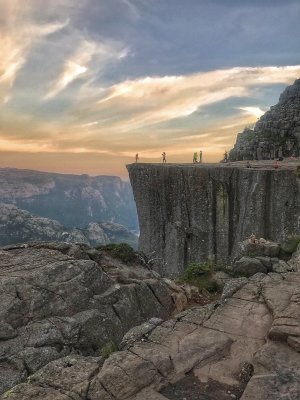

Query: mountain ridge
[0,167,138,231]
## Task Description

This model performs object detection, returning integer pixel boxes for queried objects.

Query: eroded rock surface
[0,242,191,395]
[4,265,300,400]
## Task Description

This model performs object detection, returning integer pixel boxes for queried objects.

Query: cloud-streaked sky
[1,0,300,177]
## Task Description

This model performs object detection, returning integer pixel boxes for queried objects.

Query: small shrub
[177,259,219,293]
[281,235,300,254]
[100,341,118,359]
[97,243,137,263]
[183,260,214,280]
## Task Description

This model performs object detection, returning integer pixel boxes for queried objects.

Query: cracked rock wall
[128,164,300,276]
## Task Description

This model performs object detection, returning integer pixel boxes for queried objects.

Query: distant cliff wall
[0,168,138,230]
[128,164,300,276]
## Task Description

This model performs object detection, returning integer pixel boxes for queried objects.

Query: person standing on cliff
[135,153,139,163]
[199,150,203,163]
[193,152,198,163]
[162,152,166,163]
[224,151,228,163]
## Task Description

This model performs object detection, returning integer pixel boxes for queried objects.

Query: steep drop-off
[128,163,300,276]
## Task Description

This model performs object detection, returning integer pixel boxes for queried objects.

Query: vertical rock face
[229,78,300,161]
[128,164,300,276]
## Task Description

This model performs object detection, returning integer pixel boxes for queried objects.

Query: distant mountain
[0,168,138,231]
[0,203,138,248]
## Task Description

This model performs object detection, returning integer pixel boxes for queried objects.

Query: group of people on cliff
[192,150,203,163]
[135,152,167,163]
[135,151,205,164]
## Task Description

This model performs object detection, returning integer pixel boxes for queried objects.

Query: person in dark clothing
[224,151,228,162]
[199,150,203,163]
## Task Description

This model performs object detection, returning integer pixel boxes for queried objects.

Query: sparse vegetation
[281,234,300,254]
[177,259,219,293]
[100,341,118,359]
[97,243,137,263]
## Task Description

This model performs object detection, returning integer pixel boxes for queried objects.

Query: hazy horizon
[1,0,300,178]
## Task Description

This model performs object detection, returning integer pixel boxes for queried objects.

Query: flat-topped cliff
[128,162,300,276]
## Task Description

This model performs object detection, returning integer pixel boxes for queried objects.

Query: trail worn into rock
[3,261,300,399]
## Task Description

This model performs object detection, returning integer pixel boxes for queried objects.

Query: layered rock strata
[3,252,300,400]
[128,163,300,276]
[0,242,190,395]
[229,78,300,161]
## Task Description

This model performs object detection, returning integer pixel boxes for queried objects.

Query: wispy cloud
[119,0,140,19]
[45,39,129,99]
[44,40,97,99]
[239,106,265,118]
[88,65,300,133]
[0,0,68,102]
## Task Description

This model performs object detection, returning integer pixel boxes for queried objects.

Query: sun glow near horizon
[0,0,300,176]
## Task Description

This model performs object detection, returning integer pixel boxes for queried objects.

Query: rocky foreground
[0,242,194,396]
[1,241,300,399]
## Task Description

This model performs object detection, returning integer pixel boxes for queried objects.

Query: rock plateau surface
[3,244,300,400]
[0,242,191,395]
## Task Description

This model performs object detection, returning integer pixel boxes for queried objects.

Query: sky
[0,0,300,178]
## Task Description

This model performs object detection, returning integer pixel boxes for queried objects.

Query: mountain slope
[0,168,138,230]
[229,78,300,160]
[0,203,138,248]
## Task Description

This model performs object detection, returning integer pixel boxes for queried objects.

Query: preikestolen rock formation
[229,78,300,161]
[128,162,300,276]
[0,242,193,395]
[3,244,300,400]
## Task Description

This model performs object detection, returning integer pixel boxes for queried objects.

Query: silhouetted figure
[199,150,203,163]
[246,161,251,168]
[193,152,198,163]
[135,153,139,163]
[162,152,166,163]
[224,151,228,163]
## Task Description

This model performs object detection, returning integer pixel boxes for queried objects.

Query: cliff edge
[128,162,300,276]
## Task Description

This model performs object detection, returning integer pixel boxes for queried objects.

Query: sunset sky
[1,0,300,178]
